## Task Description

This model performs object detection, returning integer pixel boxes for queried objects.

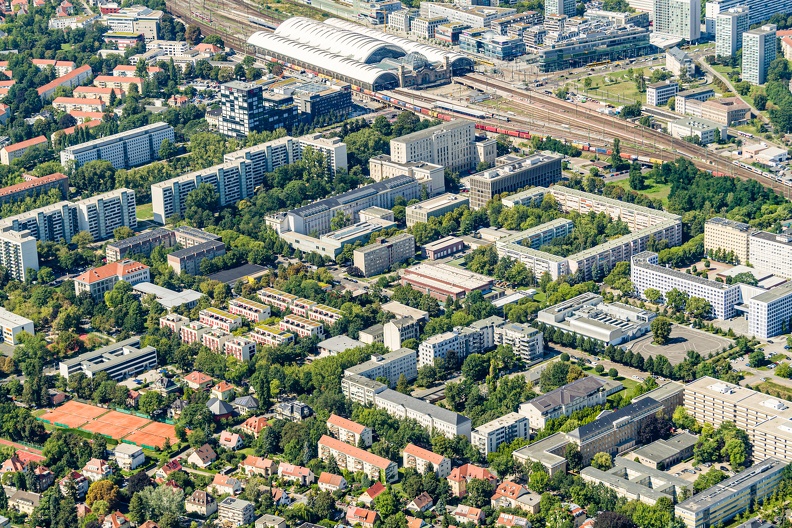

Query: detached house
[347,507,378,528]
[185,490,217,517]
[453,505,484,525]
[82,458,112,482]
[209,474,243,496]
[277,463,314,485]
[318,472,347,493]
[448,464,497,497]
[240,415,270,438]
[187,444,217,468]
[492,481,529,509]
[242,455,277,477]
[59,471,89,497]
[407,492,434,513]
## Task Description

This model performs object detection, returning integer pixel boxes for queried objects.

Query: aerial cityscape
[0,0,791,527]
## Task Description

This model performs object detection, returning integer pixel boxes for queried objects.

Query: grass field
[579,68,651,106]
[136,203,153,220]
[610,177,672,205]
[757,380,792,400]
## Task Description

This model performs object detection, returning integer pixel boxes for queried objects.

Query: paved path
[0,438,43,456]
[696,58,769,124]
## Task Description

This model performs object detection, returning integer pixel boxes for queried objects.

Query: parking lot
[626,325,733,365]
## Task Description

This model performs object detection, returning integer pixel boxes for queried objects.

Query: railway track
[458,74,789,195]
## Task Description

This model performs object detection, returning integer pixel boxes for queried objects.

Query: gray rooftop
[391,119,473,143]
[750,282,792,304]
[376,388,471,427]
[568,397,661,442]
[523,376,606,414]
[346,348,417,376]
[107,228,172,250]
[582,457,690,503]
[705,216,753,232]
[219,497,253,511]
[317,334,364,353]
[169,239,225,259]
[289,175,417,219]
[631,432,698,463]
[633,252,734,291]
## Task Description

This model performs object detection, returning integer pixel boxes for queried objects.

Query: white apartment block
[318,435,398,482]
[406,194,469,228]
[60,123,175,170]
[494,322,544,364]
[202,328,231,352]
[546,0,576,16]
[160,313,189,333]
[419,330,464,368]
[374,388,472,439]
[0,307,34,345]
[59,337,157,381]
[403,443,451,478]
[344,348,418,387]
[743,24,776,85]
[180,321,210,345]
[113,444,145,470]
[748,283,792,339]
[705,0,789,31]
[369,155,445,197]
[224,337,256,362]
[0,229,38,281]
[646,81,679,107]
[146,39,190,55]
[412,17,447,39]
[715,5,749,57]
[471,412,530,456]
[257,288,298,311]
[748,231,792,278]
[326,414,373,447]
[279,314,324,339]
[228,298,271,323]
[654,0,700,41]
[353,233,416,277]
[390,119,492,173]
[420,2,517,28]
[631,252,741,319]
[218,498,255,527]
[199,308,242,332]
[704,217,755,264]
[383,316,420,351]
[294,133,348,176]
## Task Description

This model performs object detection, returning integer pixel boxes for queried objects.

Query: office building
[424,236,465,260]
[218,81,298,138]
[537,292,655,345]
[218,497,255,527]
[518,377,611,430]
[152,135,345,223]
[390,120,495,173]
[654,0,700,41]
[581,457,691,506]
[669,117,726,144]
[675,87,716,116]
[344,348,418,387]
[666,47,695,76]
[292,82,353,121]
[374,387,472,439]
[546,0,575,15]
[412,17,448,39]
[458,29,526,60]
[106,228,175,262]
[0,307,34,345]
[403,443,451,478]
[383,317,420,351]
[748,231,792,278]
[631,252,740,319]
[436,21,473,44]
[327,414,373,447]
[103,5,163,41]
[388,8,419,32]
[748,283,792,339]
[715,6,749,57]
[59,337,157,381]
[566,397,664,463]
[647,81,679,106]
[318,435,398,482]
[406,194,468,228]
[743,25,776,85]
[400,263,493,301]
[420,2,517,27]
[700,97,750,126]
[353,234,415,277]
[268,175,419,237]
[631,432,699,469]
[228,298,271,323]
[493,322,544,364]
[675,458,785,528]
[281,218,396,259]
[60,123,175,170]
[0,172,68,207]
[471,412,530,456]
[167,240,226,275]
[132,282,202,311]
[74,259,150,299]
[369,155,445,197]
[466,153,562,209]
[704,217,755,264]
[512,433,570,476]
[0,229,38,281]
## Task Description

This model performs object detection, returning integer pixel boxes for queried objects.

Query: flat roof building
[353,233,416,277]
[59,337,157,381]
[471,412,529,456]
[106,228,176,262]
[344,348,418,387]
[704,217,755,264]
[132,282,202,310]
[0,307,34,345]
[400,263,493,301]
[582,457,691,505]
[647,81,679,107]
[631,432,699,469]
[390,119,494,173]
[406,193,469,228]
[374,387,472,439]
[60,122,175,170]
[466,153,562,210]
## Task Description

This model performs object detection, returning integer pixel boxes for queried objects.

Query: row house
[257,288,298,311]
[308,304,343,326]
[199,308,242,332]
[250,324,294,347]
[228,298,271,323]
[180,321,210,345]
[224,336,256,362]
[327,414,373,447]
[290,298,317,317]
[202,328,231,352]
[160,313,189,333]
[403,443,451,478]
[280,314,324,339]
[318,435,398,483]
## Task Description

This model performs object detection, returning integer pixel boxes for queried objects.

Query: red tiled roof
[53,96,103,106]
[37,64,91,95]
[184,371,212,384]
[242,455,274,470]
[327,414,367,435]
[59,120,103,136]
[74,260,148,284]
[2,135,47,153]
[0,172,66,198]
[241,415,270,433]
[319,435,392,469]
[404,443,446,465]
[448,463,496,482]
[94,75,143,84]
[363,481,385,500]
[347,507,377,525]
[318,472,345,487]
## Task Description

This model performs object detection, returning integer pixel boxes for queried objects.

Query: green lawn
[617,377,638,390]
[610,177,671,205]
[578,68,651,105]
[532,292,546,303]
[757,380,792,400]
[136,202,153,220]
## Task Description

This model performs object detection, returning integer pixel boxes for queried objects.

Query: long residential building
[327,414,373,447]
[167,240,226,275]
[344,348,418,387]
[466,153,562,209]
[106,228,176,262]
[0,188,137,244]
[0,172,68,206]
[704,217,755,264]
[403,443,451,478]
[675,458,785,528]
[369,155,445,197]
[152,134,347,224]
[471,412,529,456]
[390,119,496,173]
[406,193,469,228]
[60,123,175,170]
[228,298,271,323]
[685,376,792,463]
[318,435,398,482]
[353,233,415,277]
[518,376,611,430]
[59,337,157,381]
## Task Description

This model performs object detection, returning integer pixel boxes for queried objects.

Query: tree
[651,317,672,345]
[591,452,613,470]
[644,288,661,303]
[37,266,55,284]
[565,444,583,471]
[666,288,689,312]
[374,490,398,517]
[113,226,135,241]
[608,368,619,378]
[126,471,152,495]
[314,491,336,520]
[138,391,164,416]
[86,480,119,508]
[748,350,765,368]
[694,468,726,492]
[687,297,712,319]
[159,139,177,160]
[629,163,645,190]
[462,354,489,382]
[594,512,637,528]
[528,470,549,493]
[185,25,202,45]
[466,478,494,508]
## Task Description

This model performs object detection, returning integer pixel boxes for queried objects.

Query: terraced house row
[257,287,344,325]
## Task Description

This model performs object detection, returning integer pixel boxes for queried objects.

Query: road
[546,343,653,384]
[696,58,769,125]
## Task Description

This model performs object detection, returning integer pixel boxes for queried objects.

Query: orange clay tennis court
[123,431,170,449]
[58,401,109,420]
[95,411,151,430]
[81,421,137,439]
[139,421,178,442]
[38,409,90,429]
